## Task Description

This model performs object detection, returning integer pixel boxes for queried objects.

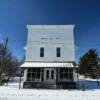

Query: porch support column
[41,68,44,83]
[24,68,27,82]
[56,68,58,85]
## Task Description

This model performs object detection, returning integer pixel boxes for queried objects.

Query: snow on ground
[0,77,100,100]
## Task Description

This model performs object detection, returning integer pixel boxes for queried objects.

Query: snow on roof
[20,62,75,68]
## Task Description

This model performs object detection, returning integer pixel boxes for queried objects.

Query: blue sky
[0,0,100,63]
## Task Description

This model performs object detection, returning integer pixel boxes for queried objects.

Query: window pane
[40,47,44,57]
[65,73,68,79]
[56,47,61,57]
[46,70,49,79]
[28,68,31,73]
[60,72,63,79]
[64,68,68,72]
[27,73,31,81]
[69,68,73,73]
[32,73,35,79]
[69,73,73,80]
[37,68,41,72]
[32,68,36,72]
[59,68,64,72]
[51,70,54,79]
[37,72,40,79]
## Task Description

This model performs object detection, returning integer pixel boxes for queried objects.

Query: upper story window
[56,47,61,57]
[40,47,44,57]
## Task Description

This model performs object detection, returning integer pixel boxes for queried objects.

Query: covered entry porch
[21,62,77,88]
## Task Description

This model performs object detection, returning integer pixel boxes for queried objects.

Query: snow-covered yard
[0,78,100,100]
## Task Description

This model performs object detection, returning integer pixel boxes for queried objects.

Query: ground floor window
[27,68,41,81]
[59,68,73,80]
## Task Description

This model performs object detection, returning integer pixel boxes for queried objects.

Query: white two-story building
[21,25,77,89]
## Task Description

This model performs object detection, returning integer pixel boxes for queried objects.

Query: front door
[44,68,56,84]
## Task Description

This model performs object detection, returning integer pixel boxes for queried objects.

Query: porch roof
[20,62,75,68]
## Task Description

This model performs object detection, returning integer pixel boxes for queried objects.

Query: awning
[20,62,75,68]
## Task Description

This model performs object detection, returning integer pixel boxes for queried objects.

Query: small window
[56,47,61,57]
[40,47,44,57]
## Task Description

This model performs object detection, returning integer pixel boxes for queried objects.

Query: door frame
[43,68,56,84]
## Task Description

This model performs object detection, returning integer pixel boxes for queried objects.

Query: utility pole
[0,37,8,85]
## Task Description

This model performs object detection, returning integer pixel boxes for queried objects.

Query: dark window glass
[46,70,49,79]
[65,73,68,79]
[60,72,63,79]
[69,73,73,80]
[37,68,41,72]
[69,68,73,73]
[59,68,69,79]
[56,47,61,57]
[59,68,63,79]
[32,73,35,79]
[27,73,31,81]
[60,68,64,72]
[65,68,68,72]
[40,47,44,57]
[51,70,54,79]
[37,72,40,79]
[28,68,31,73]
[32,68,36,72]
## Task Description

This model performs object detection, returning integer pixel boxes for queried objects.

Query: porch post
[56,68,58,85]
[24,68,27,82]
[41,68,44,83]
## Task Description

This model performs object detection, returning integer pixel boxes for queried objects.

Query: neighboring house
[21,25,78,89]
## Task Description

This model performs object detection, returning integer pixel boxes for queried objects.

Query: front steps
[23,82,76,89]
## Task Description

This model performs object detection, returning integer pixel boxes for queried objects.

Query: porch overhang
[20,62,75,68]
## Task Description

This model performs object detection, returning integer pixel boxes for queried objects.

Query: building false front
[21,25,77,89]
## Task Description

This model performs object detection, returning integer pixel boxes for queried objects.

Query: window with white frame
[27,68,41,81]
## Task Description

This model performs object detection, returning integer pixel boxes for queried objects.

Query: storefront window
[59,68,73,80]
[27,68,41,81]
